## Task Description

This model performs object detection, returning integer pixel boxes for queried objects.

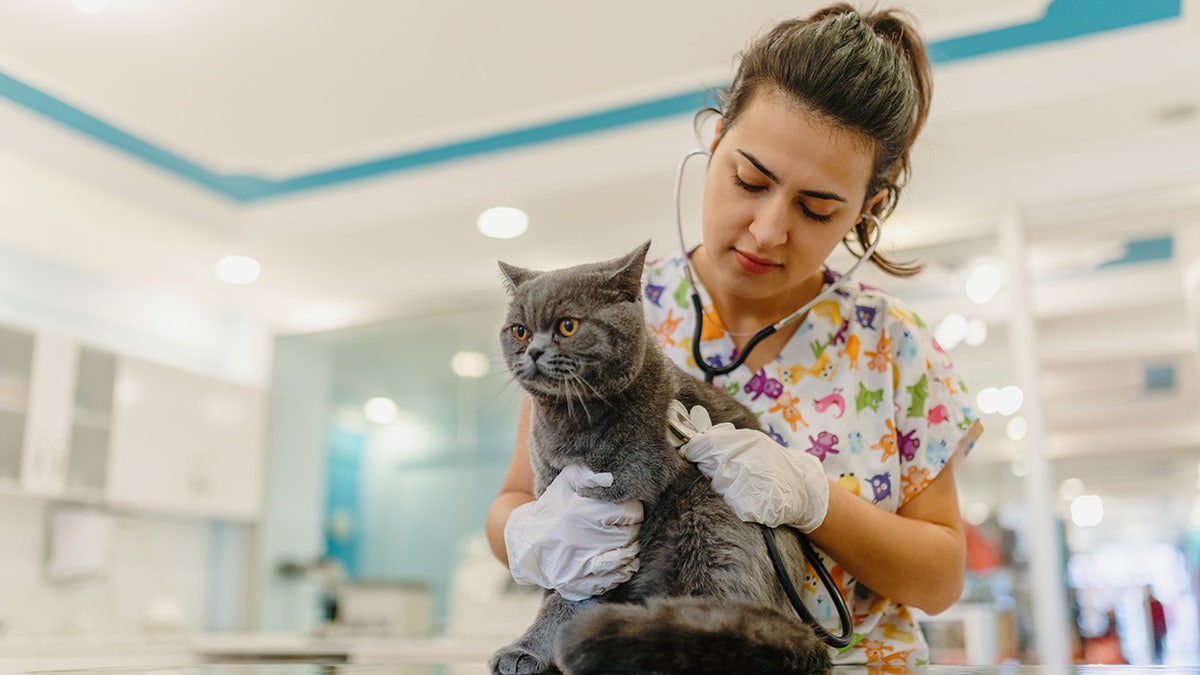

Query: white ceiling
[1,0,1197,334]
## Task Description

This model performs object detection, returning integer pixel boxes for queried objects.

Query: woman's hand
[504,464,644,601]
[672,402,830,532]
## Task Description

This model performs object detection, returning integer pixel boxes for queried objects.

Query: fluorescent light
[1058,477,1085,501]
[964,318,988,346]
[965,502,991,526]
[477,207,528,239]
[965,262,1003,304]
[451,351,490,378]
[1070,494,1104,528]
[214,255,261,284]
[934,313,967,350]
[977,385,1023,416]
[996,385,1024,415]
[977,387,999,414]
[1005,416,1028,441]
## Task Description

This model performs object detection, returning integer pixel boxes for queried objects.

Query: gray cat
[490,242,832,675]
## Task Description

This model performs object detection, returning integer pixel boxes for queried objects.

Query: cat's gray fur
[490,242,832,675]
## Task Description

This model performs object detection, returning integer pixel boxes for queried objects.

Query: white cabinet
[20,333,79,495]
[0,324,35,488]
[65,347,118,495]
[0,322,263,520]
[0,328,102,498]
[107,356,264,520]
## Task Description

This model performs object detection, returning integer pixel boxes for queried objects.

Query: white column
[999,210,1072,665]
[254,336,332,632]
[1178,223,1200,364]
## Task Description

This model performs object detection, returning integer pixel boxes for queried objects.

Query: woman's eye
[801,206,834,223]
[511,325,530,340]
[732,173,766,193]
[558,318,579,337]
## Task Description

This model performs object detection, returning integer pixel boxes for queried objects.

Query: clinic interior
[0,0,1198,668]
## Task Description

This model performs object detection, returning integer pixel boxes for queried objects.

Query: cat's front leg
[489,592,592,675]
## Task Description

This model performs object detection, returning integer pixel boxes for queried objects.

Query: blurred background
[0,0,1198,669]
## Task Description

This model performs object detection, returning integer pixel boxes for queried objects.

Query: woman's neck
[691,245,826,334]
[690,246,826,372]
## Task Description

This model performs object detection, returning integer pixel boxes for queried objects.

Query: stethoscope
[674,148,884,384]
[672,148,886,648]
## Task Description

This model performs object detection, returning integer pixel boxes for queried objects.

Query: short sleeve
[885,305,983,505]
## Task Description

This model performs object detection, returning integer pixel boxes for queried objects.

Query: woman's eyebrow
[737,150,846,202]
[738,150,781,184]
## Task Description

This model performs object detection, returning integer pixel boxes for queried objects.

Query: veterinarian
[487,3,983,667]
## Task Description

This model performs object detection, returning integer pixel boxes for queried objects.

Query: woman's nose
[747,196,791,248]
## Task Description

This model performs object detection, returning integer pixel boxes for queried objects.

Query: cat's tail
[553,596,832,675]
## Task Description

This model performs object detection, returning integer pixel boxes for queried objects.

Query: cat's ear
[498,260,541,295]
[607,240,651,301]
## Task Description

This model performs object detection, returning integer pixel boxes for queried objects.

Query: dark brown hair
[705,4,932,276]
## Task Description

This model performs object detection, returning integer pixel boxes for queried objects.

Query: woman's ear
[864,188,888,216]
[708,118,725,153]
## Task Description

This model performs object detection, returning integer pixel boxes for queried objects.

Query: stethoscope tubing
[673,147,878,647]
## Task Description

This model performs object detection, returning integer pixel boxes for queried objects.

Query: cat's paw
[488,644,557,675]
[577,481,634,503]
[575,484,613,501]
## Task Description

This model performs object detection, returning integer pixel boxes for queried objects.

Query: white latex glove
[670,401,830,533]
[504,463,643,601]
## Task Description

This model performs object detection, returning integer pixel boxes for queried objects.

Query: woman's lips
[734,249,781,275]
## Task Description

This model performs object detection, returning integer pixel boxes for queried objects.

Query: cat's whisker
[573,374,614,410]
[567,376,595,424]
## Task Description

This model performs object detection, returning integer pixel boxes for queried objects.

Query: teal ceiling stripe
[0,0,1181,203]
[266,88,715,198]
[0,70,236,196]
[928,0,1181,63]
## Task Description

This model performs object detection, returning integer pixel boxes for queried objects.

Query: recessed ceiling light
[477,207,528,239]
[363,397,398,424]
[214,255,261,284]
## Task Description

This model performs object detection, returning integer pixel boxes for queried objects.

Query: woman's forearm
[808,475,966,614]
[487,490,535,564]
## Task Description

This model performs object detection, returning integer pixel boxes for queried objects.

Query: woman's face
[700,87,884,311]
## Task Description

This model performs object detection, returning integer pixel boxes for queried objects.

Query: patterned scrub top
[642,254,983,667]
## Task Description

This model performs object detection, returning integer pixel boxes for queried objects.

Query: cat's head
[498,242,651,400]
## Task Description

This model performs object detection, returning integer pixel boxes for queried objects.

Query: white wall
[0,245,271,388]
[0,495,209,637]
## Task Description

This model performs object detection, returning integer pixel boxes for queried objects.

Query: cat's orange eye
[557,318,579,337]
[511,325,530,341]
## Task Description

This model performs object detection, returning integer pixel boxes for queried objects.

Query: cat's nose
[526,334,551,363]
